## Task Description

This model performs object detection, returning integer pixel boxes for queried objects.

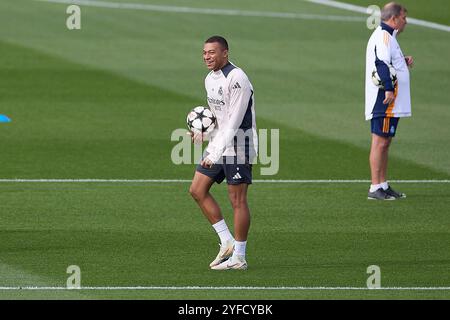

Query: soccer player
[189,36,257,270]
[365,2,413,200]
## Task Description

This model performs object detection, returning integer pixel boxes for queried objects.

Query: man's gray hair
[381,2,407,21]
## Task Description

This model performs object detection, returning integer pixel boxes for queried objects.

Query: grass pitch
[0,0,449,299]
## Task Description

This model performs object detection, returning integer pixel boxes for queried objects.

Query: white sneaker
[209,239,234,267]
[210,254,247,270]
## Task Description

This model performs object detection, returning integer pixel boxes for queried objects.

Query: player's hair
[381,2,407,21]
[205,36,229,51]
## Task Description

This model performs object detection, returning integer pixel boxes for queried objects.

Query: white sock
[380,181,389,190]
[370,184,381,193]
[212,219,233,245]
[234,240,247,257]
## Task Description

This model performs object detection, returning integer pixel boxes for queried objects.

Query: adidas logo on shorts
[232,172,242,180]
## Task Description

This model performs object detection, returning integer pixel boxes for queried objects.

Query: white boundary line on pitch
[36,0,365,22]
[0,179,449,183]
[1,286,450,291]
[37,0,450,31]
[307,0,450,32]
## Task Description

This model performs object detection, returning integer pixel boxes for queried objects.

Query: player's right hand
[200,156,214,168]
[383,91,395,105]
[405,56,414,68]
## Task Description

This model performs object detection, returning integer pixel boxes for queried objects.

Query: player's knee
[232,201,247,211]
[385,138,392,147]
[229,194,248,210]
[380,139,391,149]
[231,200,248,212]
[189,185,205,201]
[374,136,391,149]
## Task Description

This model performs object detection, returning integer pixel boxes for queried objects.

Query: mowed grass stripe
[330,0,450,26]
[37,0,450,32]
[0,8,449,299]
[0,179,450,183]
[37,0,365,22]
[2,2,449,175]
[1,286,450,290]
[1,183,449,299]
[1,40,448,180]
[307,0,450,32]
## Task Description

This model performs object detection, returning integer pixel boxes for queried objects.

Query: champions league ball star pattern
[187,106,216,133]
[371,64,397,89]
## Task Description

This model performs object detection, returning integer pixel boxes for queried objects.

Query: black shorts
[196,156,252,185]
[371,117,400,137]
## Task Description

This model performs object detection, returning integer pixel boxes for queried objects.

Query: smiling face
[203,42,228,71]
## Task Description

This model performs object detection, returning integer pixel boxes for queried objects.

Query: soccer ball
[372,64,397,89]
[186,106,216,133]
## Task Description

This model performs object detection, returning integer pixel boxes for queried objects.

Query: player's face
[203,42,228,71]
[394,11,407,33]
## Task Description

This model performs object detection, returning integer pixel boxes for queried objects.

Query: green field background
[0,0,449,299]
[1,0,449,179]
[343,0,449,25]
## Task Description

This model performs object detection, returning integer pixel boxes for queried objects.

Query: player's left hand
[186,130,206,145]
[201,157,214,168]
[405,56,414,68]
[383,90,395,105]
